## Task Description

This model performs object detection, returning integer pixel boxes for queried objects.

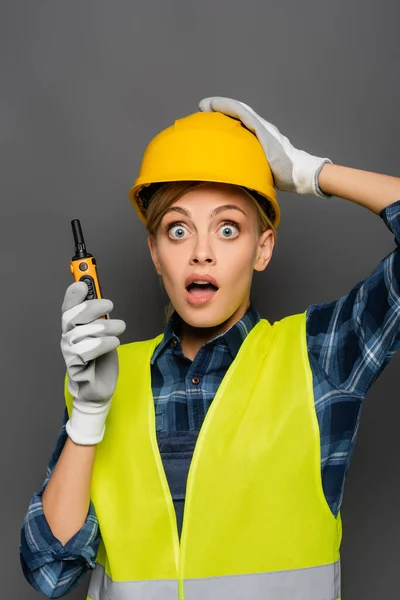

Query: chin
[176,302,232,329]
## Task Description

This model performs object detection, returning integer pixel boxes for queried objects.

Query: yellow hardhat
[129,111,280,228]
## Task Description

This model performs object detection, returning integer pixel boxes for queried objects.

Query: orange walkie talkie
[70,219,109,320]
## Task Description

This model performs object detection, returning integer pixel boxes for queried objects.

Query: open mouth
[186,282,219,294]
[185,282,219,304]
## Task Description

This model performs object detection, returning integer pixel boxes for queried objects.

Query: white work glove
[61,281,126,445]
[199,96,333,198]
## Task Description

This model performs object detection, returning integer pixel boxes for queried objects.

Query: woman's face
[147,184,274,330]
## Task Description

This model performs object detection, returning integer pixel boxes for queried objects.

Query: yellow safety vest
[64,311,342,600]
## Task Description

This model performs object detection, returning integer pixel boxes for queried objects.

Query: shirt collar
[150,302,261,365]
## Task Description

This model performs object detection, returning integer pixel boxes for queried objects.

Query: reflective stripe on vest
[65,312,342,600]
[88,563,178,600]
[88,561,341,600]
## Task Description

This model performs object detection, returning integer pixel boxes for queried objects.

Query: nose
[189,235,216,265]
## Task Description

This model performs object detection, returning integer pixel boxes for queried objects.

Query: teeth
[193,281,209,285]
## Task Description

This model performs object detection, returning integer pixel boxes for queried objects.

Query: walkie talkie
[70,219,109,320]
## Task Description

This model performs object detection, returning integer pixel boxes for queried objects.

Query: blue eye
[167,224,187,239]
[219,221,240,238]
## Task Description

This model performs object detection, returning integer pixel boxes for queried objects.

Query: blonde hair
[144,181,277,323]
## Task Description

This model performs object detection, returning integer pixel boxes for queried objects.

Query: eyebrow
[163,204,247,219]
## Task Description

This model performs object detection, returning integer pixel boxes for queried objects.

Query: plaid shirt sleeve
[20,407,100,598]
[305,199,400,515]
[307,199,400,396]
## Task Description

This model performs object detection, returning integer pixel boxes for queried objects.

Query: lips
[184,273,219,289]
[184,273,219,306]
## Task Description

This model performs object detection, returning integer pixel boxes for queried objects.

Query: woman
[20,97,400,600]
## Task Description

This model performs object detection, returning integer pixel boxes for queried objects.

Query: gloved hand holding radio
[199,96,333,198]
[61,281,126,445]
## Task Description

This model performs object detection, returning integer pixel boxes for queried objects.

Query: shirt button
[192,376,200,385]
[171,339,177,348]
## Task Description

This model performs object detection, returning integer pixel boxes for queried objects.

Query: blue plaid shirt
[20,200,400,598]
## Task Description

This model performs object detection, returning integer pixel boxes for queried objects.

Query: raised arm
[20,280,126,598]
[308,160,400,392]
[318,162,400,214]
[198,95,400,213]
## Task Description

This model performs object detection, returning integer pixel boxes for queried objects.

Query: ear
[254,229,275,272]
[147,234,162,275]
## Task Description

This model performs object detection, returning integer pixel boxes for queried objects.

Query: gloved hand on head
[61,281,126,445]
[199,96,332,198]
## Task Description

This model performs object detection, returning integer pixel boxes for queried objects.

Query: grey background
[1,0,399,598]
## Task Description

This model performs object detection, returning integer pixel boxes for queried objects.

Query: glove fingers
[67,348,119,403]
[66,319,126,345]
[199,96,246,121]
[66,335,121,365]
[200,96,285,143]
[61,281,91,313]
[62,298,114,333]
[199,97,260,133]
[198,97,214,112]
